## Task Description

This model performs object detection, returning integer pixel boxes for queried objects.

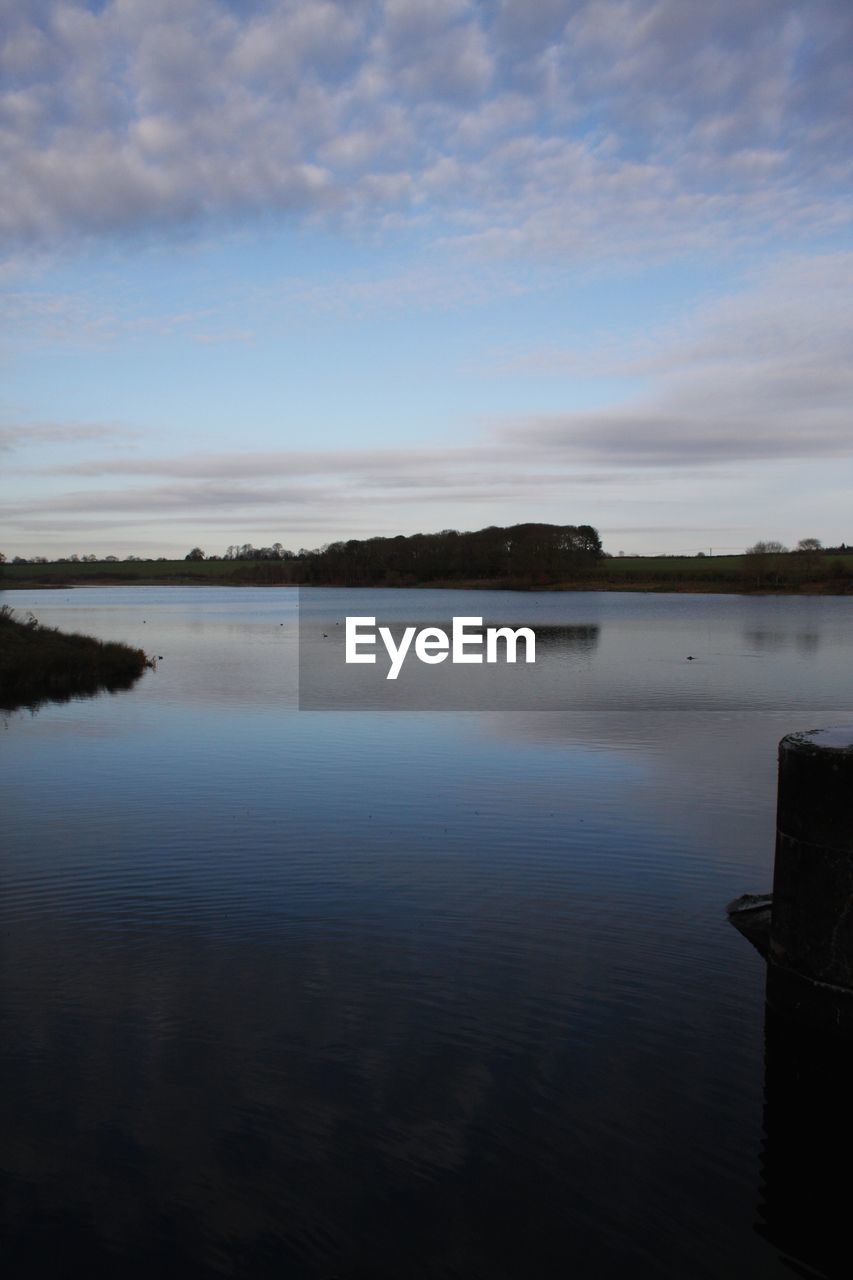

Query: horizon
[6,519,850,566]
[3,1,852,559]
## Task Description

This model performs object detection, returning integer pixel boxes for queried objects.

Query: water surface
[2,587,852,1278]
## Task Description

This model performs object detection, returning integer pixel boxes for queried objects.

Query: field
[1,558,252,584]
[590,553,853,590]
[2,553,852,592]
[601,554,746,577]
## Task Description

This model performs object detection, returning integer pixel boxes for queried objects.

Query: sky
[1,0,852,559]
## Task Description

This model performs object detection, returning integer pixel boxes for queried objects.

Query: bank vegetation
[0,606,151,712]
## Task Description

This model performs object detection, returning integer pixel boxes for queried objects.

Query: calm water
[2,587,853,1279]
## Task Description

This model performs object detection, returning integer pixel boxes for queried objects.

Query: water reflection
[2,587,853,1276]
[743,629,821,655]
[0,671,145,716]
[0,895,763,1279]
[534,623,600,653]
[298,616,602,709]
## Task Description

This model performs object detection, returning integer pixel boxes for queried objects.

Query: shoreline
[2,576,851,596]
[0,606,152,712]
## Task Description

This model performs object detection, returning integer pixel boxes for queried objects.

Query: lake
[2,586,852,1279]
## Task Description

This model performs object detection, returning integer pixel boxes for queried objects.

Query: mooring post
[726,731,853,1266]
[767,728,853,1030]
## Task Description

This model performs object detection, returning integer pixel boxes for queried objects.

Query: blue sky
[2,0,852,558]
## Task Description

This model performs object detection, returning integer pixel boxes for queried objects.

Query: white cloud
[0,1,850,257]
[2,5,851,558]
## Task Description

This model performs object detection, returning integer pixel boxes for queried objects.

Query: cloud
[1,1,850,258]
[4,245,845,483]
[489,250,853,461]
[3,249,851,554]
[0,421,135,451]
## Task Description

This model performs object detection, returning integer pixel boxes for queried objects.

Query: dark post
[727,731,853,1266]
[767,728,853,1030]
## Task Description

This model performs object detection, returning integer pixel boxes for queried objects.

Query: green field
[0,558,288,586]
[598,554,747,577]
[576,552,853,592]
[2,552,852,592]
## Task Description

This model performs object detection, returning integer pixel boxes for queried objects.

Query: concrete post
[768,728,853,1028]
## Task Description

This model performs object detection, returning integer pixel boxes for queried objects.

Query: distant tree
[745,540,789,587]
[746,540,788,555]
[795,537,823,577]
[185,547,206,561]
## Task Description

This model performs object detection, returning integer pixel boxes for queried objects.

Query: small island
[0,605,151,712]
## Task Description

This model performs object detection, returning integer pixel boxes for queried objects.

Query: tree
[746,540,788,555]
[745,540,789,587]
[185,547,206,561]
[795,537,823,577]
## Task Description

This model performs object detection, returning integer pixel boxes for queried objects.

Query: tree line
[4,529,852,590]
[1,524,603,586]
[208,523,604,585]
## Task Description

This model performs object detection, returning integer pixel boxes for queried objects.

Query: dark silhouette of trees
[223,543,293,561]
[299,523,602,586]
[1,527,602,585]
[746,541,788,555]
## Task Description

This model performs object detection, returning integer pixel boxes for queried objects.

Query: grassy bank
[0,605,151,712]
[3,552,853,593]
